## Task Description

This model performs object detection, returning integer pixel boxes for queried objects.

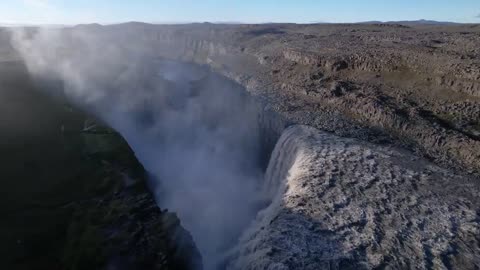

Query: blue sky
[1,0,480,25]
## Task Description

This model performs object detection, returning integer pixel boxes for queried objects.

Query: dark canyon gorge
[5,26,287,270]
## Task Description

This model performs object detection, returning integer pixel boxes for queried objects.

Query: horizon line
[1,19,478,27]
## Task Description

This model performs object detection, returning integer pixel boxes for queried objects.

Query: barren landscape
[1,22,480,269]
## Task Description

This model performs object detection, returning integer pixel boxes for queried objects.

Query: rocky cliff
[0,60,201,270]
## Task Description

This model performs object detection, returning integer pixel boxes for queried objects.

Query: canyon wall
[0,59,201,270]
[98,22,480,175]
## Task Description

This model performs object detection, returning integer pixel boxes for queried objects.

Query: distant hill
[0,19,466,28]
[360,19,460,25]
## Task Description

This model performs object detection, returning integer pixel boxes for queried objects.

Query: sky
[1,0,480,25]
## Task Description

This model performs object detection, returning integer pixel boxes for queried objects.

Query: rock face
[228,125,480,269]
[0,61,201,270]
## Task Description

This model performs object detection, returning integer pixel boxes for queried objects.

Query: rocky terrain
[1,22,480,269]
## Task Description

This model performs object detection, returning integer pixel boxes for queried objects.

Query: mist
[10,26,266,269]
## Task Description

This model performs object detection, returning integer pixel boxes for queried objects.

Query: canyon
[1,22,480,269]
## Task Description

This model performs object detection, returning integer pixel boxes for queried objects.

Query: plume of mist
[10,26,265,269]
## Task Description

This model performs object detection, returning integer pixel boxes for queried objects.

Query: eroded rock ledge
[228,125,480,269]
